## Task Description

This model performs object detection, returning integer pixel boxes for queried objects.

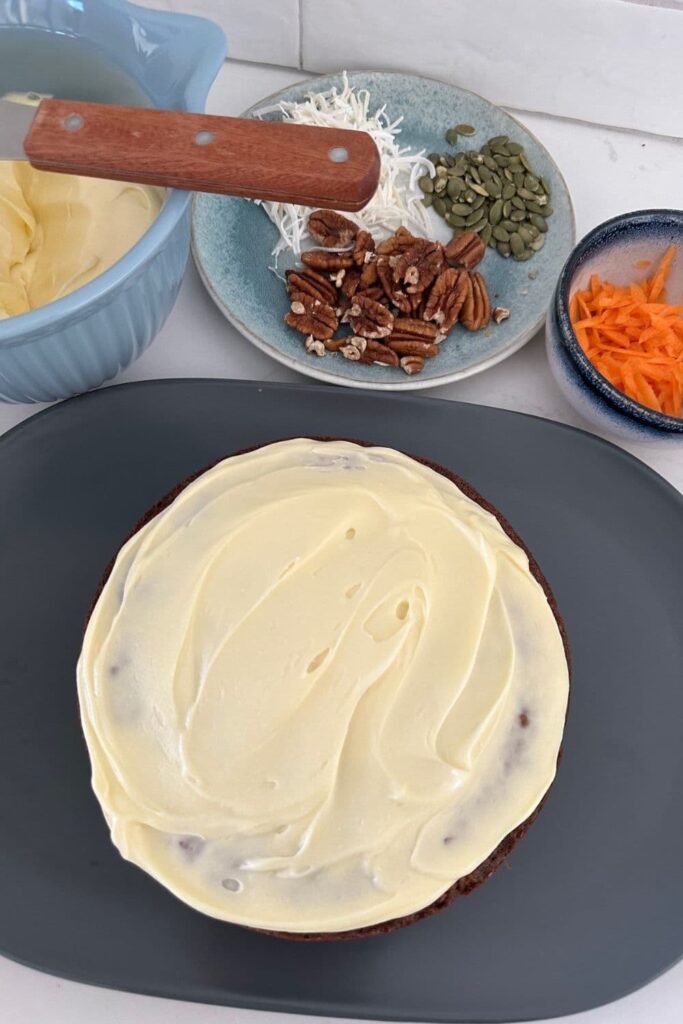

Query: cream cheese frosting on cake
[77,439,569,933]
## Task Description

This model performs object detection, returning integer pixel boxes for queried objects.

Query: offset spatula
[0,98,380,211]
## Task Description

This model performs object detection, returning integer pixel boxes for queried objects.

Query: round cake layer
[77,439,569,934]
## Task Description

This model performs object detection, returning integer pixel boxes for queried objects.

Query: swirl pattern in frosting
[77,439,569,933]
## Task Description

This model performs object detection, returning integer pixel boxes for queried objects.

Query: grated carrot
[569,245,683,417]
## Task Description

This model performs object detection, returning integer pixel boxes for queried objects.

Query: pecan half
[301,249,354,272]
[352,229,376,267]
[388,339,439,358]
[286,268,337,306]
[285,292,338,340]
[423,268,471,331]
[393,241,444,295]
[460,271,491,331]
[376,225,417,257]
[340,268,361,299]
[359,258,379,289]
[444,231,486,270]
[355,284,385,305]
[377,258,412,315]
[361,339,400,367]
[344,295,394,338]
[308,210,358,247]
[388,318,439,343]
[400,355,425,375]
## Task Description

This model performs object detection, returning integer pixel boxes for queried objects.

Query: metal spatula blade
[0,98,381,211]
[0,99,35,160]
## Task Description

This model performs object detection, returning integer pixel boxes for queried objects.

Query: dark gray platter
[0,379,681,1022]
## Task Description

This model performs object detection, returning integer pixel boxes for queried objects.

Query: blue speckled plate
[192,71,575,390]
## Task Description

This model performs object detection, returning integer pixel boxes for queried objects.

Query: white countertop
[1,58,681,1024]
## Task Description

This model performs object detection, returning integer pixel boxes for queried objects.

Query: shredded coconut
[252,73,434,258]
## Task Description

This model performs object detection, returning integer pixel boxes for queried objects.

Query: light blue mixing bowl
[0,0,226,403]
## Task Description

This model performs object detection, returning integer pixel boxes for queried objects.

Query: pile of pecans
[283,210,505,376]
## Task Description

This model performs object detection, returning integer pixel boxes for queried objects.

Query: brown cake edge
[86,436,571,942]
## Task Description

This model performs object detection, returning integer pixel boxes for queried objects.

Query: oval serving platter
[192,71,575,390]
[0,379,681,1022]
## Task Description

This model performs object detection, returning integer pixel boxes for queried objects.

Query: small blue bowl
[0,0,226,403]
[546,209,683,442]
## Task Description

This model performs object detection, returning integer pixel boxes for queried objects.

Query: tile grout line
[297,0,304,68]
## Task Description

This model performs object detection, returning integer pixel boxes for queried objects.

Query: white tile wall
[138,0,683,139]
[301,0,683,138]
[139,0,301,68]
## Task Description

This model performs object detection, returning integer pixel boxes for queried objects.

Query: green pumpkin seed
[517,187,537,201]
[494,154,511,167]
[480,223,493,245]
[513,171,525,188]
[467,166,482,184]
[511,195,526,211]
[540,175,551,196]
[526,201,552,216]
[530,234,546,251]
[421,194,433,208]
[445,128,460,146]
[491,143,510,158]
[444,154,456,168]
[509,232,525,257]
[488,135,509,146]
[450,202,473,216]
[497,241,511,257]
[513,248,534,261]
[478,165,493,182]
[434,177,447,193]
[433,197,447,217]
[480,143,492,156]
[488,199,503,225]
[518,224,534,244]
[446,212,466,228]
[507,158,524,171]
[520,152,533,173]
[501,219,519,233]
[503,168,515,182]
[469,216,488,234]
[502,182,516,201]
[464,188,477,203]
[471,194,486,210]
[502,199,512,219]
[526,223,540,240]
[470,182,489,197]
[450,164,467,178]
[506,142,524,156]
[483,154,497,171]
[466,208,485,227]
[428,152,441,165]
[446,178,461,198]
[487,235,498,249]
[510,209,527,222]
[487,178,503,199]
[524,173,540,191]
[529,213,548,232]
[418,175,434,193]
[492,225,510,242]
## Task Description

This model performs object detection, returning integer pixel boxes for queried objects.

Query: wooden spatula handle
[23,99,380,212]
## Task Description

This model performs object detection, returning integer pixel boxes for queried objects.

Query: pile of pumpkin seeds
[419,127,553,261]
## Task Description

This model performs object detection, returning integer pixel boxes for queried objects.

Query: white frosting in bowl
[77,439,569,933]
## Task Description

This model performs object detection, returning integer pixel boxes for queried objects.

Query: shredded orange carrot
[569,245,683,417]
